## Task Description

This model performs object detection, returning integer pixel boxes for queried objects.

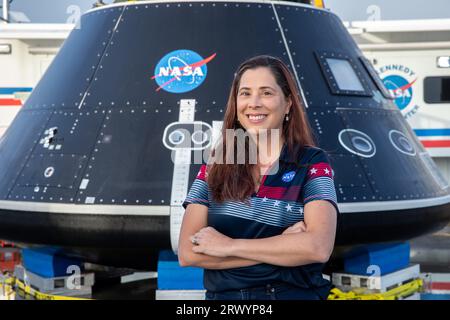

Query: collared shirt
[183,144,338,294]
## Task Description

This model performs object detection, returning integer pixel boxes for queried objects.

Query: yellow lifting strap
[327,279,423,300]
[0,276,16,300]
[1,276,92,300]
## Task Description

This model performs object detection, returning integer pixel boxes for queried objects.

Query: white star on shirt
[285,204,293,212]
[310,168,318,175]
[262,197,268,202]
[324,168,330,175]
[299,207,304,214]
[274,201,280,207]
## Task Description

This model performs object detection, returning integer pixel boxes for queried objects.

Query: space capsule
[0,0,449,268]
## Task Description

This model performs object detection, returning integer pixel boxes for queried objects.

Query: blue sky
[4,0,450,23]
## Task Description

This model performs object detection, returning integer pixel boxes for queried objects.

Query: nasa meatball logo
[282,171,296,183]
[152,50,216,93]
[379,64,419,119]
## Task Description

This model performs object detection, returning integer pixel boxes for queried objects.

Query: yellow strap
[380,279,422,300]
[5,275,422,301]
[15,278,92,300]
[0,276,17,300]
[1,276,92,300]
[0,283,15,300]
[328,279,423,300]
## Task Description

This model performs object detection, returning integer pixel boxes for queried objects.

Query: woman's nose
[247,95,262,108]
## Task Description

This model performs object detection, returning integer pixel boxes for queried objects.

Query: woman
[178,55,338,300]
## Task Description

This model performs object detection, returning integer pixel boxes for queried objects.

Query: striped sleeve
[301,149,339,213]
[182,164,210,209]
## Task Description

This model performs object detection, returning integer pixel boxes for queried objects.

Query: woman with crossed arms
[179,55,338,300]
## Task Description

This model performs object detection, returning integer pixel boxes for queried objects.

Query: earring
[285,114,289,122]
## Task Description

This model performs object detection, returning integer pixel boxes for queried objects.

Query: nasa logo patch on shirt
[282,171,296,183]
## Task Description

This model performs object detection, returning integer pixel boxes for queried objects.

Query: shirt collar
[279,142,304,164]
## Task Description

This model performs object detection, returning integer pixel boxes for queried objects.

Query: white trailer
[0,23,70,137]
[348,19,450,180]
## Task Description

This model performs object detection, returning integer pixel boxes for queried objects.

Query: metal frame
[315,50,373,97]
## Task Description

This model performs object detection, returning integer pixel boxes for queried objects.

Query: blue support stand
[343,242,410,276]
[157,250,204,290]
[22,247,83,278]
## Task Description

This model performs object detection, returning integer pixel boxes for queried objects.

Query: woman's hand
[191,227,234,258]
[282,221,306,235]
[189,221,306,259]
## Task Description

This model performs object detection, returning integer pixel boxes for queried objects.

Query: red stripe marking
[421,140,450,148]
[307,162,332,179]
[155,77,177,92]
[0,99,22,106]
[196,165,208,181]
[399,78,417,91]
[257,185,300,201]
[431,282,450,290]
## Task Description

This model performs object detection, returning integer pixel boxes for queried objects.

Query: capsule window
[424,76,450,104]
[360,57,395,100]
[315,51,372,97]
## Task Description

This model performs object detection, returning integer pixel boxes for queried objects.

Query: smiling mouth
[247,114,268,122]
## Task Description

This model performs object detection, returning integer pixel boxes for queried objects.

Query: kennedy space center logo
[379,64,419,119]
[152,50,216,93]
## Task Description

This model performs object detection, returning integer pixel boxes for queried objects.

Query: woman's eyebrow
[239,86,275,91]
[259,86,275,90]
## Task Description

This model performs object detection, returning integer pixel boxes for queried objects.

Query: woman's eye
[239,91,250,96]
[263,91,272,96]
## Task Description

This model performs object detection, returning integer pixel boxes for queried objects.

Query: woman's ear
[286,96,293,114]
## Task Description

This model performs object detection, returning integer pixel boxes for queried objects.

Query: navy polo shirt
[183,144,339,296]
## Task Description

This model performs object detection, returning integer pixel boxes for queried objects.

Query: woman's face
[236,67,291,134]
